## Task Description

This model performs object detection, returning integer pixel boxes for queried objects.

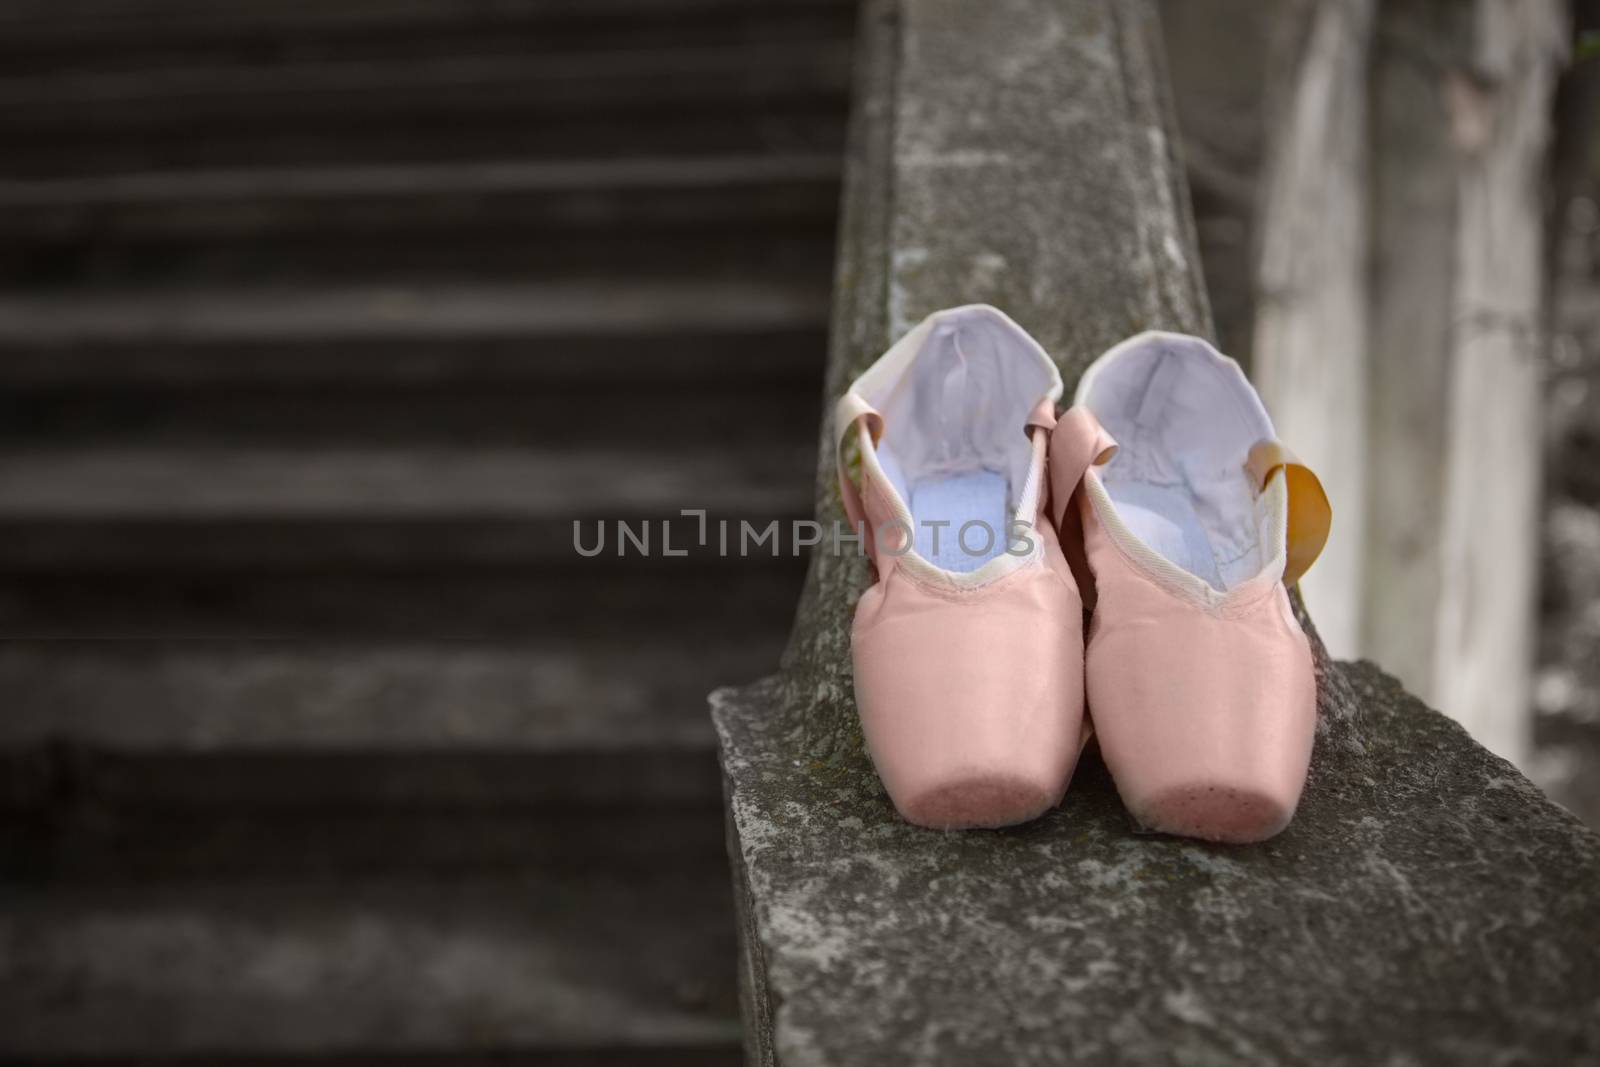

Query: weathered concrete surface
[714,653,1600,1065]
[714,0,1600,1062]
[0,870,742,1059]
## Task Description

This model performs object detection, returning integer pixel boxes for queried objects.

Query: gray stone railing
[711,1,1600,1063]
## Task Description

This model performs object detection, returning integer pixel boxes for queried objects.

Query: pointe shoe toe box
[850,564,1085,830]
[1088,586,1316,844]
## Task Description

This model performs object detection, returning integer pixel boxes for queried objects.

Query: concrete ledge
[713,655,1600,1064]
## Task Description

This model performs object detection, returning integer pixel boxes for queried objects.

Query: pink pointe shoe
[1070,332,1331,843]
[836,305,1109,830]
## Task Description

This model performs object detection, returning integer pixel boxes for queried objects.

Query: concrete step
[0,41,843,117]
[0,0,854,68]
[0,637,774,811]
[0,443,813,518]
[0,382,824,449]
[0,442,814,571]
[0,154,841,242]
[2,38,851,177]
[0,557,807,639]
[0,278,829,388]
[1,804,729,884]
[0,872,741,1063]
[0,156,840,287]
[0,46,843,125]
[0,637,774,873]
[11,108,849,181]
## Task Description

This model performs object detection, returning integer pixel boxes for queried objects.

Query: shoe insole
[1107,482,1224,589]
[910,469,1010,572]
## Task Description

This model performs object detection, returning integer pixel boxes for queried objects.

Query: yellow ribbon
[1246,441,1331,588]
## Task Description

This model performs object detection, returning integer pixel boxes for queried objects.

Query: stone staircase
[0,1,852,1061]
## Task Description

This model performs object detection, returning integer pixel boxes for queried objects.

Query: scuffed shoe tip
[1135,782,1294,844]
[898,774,1062,831]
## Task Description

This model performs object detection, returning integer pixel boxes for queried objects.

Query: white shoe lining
[1079,334,1278,592]
[874,309,1056,573]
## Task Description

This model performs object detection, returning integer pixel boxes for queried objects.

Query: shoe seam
[1086,481,1280,620]
[893,550,1048,604]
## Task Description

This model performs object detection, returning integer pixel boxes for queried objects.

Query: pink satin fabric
[851,506,1086,828]
[1078,472,1317,843]
[845,413,1112,829]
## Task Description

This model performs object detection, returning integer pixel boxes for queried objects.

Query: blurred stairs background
[0,1,853,1061]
